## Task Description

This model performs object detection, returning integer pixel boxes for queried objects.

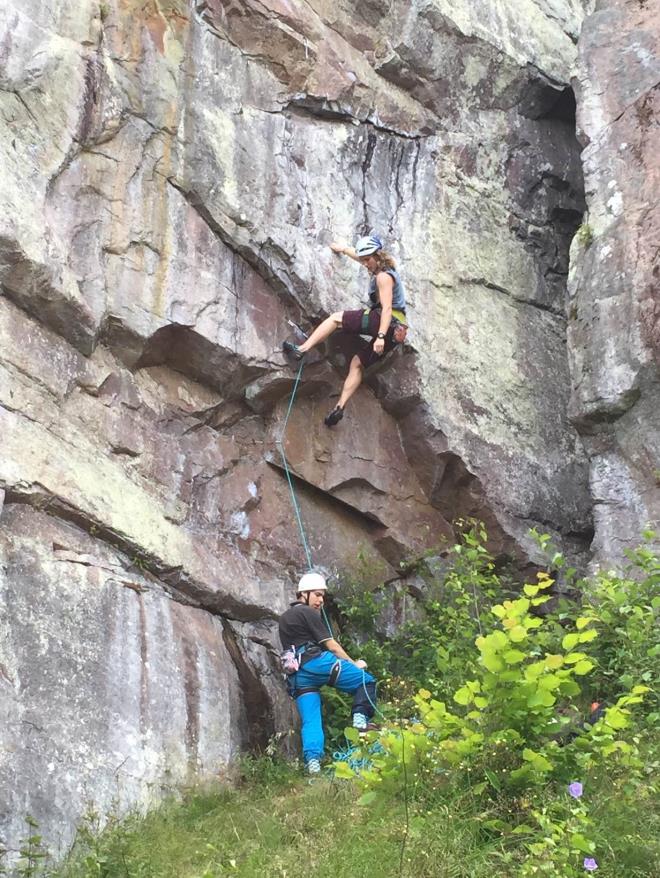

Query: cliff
[0,0,657,862]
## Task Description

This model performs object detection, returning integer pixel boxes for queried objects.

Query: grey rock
[3,0,650,865]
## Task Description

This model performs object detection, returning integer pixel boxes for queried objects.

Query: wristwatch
[377,332,386,339]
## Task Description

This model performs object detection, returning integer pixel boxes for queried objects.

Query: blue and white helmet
[354,235,383,257]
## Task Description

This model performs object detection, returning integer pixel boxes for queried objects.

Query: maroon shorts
[341,309,398,368]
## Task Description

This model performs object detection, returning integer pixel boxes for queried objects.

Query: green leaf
[483,818,512,834]
[486,630,509,651]
[527,689,556,708]
[544,654,563,669]
[511,824,535,835]
[484,769,502,791]
[562,632,579,649]
[509,625,527,643]
[524,661,546,680]
[559,679,581,696]
[503,649,526,665]
[357,791,377,806]
[344,726,361,743]
[572,660,594,675]
[570,833,596,854]
[538,673,561,690]
[604,709,629,730]
[522,749,552,772]
[482,653,505,672]
[579,628,598,643]
[576,616,594,630]
[563,652,588,664]
[523,584,539,597]
[454,687,471,705]
[334,761,355,779]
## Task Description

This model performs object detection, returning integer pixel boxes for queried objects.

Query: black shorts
[341,309,398,368]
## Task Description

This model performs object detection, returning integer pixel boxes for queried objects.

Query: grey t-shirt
[278,602,332,651]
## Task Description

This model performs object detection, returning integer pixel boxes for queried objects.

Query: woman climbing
[282,235,408,427]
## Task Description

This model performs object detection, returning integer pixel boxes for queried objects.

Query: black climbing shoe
[358,723,381,735]
[282,340,304,361]
[324,405,344,427]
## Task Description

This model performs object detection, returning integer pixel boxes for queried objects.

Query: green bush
[324,522,507,750]
[334,530,659,876]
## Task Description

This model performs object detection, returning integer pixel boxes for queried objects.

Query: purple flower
[568,782,583,798]
[583,858,598,872]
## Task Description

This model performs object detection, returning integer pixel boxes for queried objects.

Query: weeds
[575,223,594,247]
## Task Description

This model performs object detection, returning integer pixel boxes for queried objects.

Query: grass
[50,753,660,878]
[54,760,515,878]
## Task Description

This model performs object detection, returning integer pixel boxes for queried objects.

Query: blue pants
[290,652,377,763]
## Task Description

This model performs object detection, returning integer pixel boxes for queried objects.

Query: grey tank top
[368,269,406,312]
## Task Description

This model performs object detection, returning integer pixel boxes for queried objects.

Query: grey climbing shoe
[282,340,304,361]
[305,758,321,776]
[324,405,344,427]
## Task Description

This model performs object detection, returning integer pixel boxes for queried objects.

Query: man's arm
[323,638,367,668]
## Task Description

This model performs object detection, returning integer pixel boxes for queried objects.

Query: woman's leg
[298,312,343,352]
[337,355,364,408]
[324,354,365,426]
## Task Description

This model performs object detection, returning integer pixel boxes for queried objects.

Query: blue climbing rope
[276,357,336,641]
[276,359,313,571]
[276,364,388,694]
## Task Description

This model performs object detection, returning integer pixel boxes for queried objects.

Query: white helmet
[297,572,328,592]
[354,235,383,257]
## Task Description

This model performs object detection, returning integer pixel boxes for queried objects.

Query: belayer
[283,235,408,427]
[278,572,378,776]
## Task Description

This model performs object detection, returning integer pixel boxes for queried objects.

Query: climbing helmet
[354,235,382,257]
[298,572,327,592]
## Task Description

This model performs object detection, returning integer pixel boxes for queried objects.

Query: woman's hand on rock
[373,338,385,355]
[330,242,346,254]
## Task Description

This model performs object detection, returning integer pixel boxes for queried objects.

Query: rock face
[568,0,660,564]
[0,0,623,862]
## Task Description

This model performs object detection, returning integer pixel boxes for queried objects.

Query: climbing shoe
[305,758,321,776]
[353,713,379,733]
[282,340,304,361]
[359,722,380,734]
[324,405,344,427]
